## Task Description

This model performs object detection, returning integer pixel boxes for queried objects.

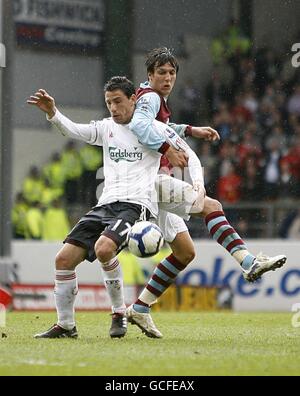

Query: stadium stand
[13,29,300,240]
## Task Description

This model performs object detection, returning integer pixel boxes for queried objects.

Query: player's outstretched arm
[27,89,57,119]
[27,89,102,145]
[169,122,220,142]
[188,126,220,142]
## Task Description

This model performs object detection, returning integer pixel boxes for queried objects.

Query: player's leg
[159,175,287,282]
[127,213,194,338]
[95,235,127,338]
[95,203,150,338]
[134,231,194,309]
[34,243,86,339]
[193,196,287,282]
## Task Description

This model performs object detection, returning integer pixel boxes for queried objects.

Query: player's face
[105,90,136,124]
[148,63,177,97]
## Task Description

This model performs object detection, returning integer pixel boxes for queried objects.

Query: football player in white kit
[27,77,205,339]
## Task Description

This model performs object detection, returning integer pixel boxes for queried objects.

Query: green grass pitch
[0,312,299,376]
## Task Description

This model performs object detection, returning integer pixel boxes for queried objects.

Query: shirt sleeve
[129,92,169,152]
[168,122,189,139]
[47,109,104,146]
[153,122,204,185]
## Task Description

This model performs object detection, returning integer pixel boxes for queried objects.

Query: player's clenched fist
[27,89,57,119]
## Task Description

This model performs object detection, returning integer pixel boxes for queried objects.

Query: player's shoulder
[136,91,161,111]
[94,117,113,126]
[137,83,160,101]
[91,117,116,136]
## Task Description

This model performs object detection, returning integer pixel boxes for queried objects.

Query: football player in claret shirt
[125,48,287,338]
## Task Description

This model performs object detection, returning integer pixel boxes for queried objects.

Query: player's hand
[190,127,220,142]
[165,146,189,169]
[27,89,57,119]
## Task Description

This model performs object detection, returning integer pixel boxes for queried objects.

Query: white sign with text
[12,240,300,312]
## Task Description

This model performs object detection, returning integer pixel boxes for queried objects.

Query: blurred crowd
[12,142,102,241]
[183,22,300,203]
[180,22,300,238]
[13,22,300,240]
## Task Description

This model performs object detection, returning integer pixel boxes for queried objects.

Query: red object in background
[0,287,13,308]
[231,105,252,123]
[217,174,242,204]
[282,149,300,180]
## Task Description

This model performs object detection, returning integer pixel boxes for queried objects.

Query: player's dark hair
[104,76,135,98]
[145,47,179,74]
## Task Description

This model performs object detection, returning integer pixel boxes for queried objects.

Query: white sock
[233,249,256,270]
[138,288,157,307]
[101,258,126,314]
[55,270,78,330]
[232,249,251,265]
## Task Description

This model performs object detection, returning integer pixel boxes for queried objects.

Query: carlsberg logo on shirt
[109,147,143,163]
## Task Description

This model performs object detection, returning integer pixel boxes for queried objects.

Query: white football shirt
[48,110,161,217]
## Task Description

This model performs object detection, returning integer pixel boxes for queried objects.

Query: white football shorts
[157,210,188,243]
[156,174,199,221]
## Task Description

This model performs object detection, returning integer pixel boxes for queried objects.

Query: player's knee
[95,238,116,263]
[95,244,112,263]
[55,252,73,270]
[185,248,196,264]
[202,197,223,216]
[175,247,196,266]
[211,199,223,212]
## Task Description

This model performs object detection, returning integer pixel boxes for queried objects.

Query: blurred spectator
[80,144,103,207]
[61,141,83,204]
[43,153,65,189]
[218,142,239,177]
[217,162,242,204]
[262,138,282,199]
[241,162,262,201]
[265,125,288,153]
[238,130,261,167]
[12,193,28,239]
[26,202,43,240]
[278,161,300,199]
[211,19,251,67]
[282,136,300,181]
[225,19,251,58]
[231,93,252,123]
[243,89,259,115]
[23,166,45,204]
[287,85,300,116]
[42,200,70,241]
[212,102,232,140]
[41,179,63,208]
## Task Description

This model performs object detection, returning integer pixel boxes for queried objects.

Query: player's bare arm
[188,126,220,142]
[27,89,57,119]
